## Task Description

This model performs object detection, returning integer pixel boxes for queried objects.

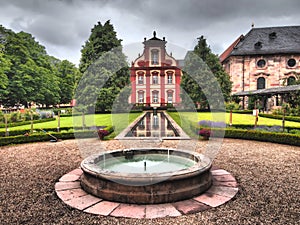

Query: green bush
[224,128,300,146]
[226,110,253,114]
[225,101,241,110]
[259,113,300,123]
[24,111,40,121]
[10,112,21,122]
[0,117,56,128]
[0,111,4,123]
[0,125,115,146]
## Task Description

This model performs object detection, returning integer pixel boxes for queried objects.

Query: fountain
[80,148,212,204]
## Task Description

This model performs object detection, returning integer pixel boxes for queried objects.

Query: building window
[287,58,296,68]
[151,50,159,65]
[287,76,296,85]
[167,92,173,103]
[257,59,266,68]
[138,75,144,84]
[152,91,159,103]
[152,75,158,84]
[138,92,144,103]
[257,77,266,89]
[167,74,173,84]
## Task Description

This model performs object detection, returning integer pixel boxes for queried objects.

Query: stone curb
[55,168,238,218]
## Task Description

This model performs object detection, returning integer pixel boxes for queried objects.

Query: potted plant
[199,128,211,140]
[97,129,109,140]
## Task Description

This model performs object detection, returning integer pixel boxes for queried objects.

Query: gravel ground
[0,138,299,225]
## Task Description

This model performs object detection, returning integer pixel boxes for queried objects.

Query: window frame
[152,91,159,103]
[257,77,266,90]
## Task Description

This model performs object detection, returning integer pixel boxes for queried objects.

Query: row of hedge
[191,122,300,146]
[224,128,300,146]
[0,126,114,146]
[0,117,56,128]
[259,113,300,123]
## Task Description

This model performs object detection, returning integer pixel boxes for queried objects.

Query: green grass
[0,113,142,132]
[168,112,300,127]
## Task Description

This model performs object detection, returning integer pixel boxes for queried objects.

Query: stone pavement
[55,168,238,219]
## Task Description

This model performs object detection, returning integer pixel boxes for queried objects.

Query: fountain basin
[80,148,212,204]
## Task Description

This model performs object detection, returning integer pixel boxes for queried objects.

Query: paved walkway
[55,167,238,218]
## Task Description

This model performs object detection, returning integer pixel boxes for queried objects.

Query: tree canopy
[0,25,79,108]
[76,20,130,113]
[181,36,232,109]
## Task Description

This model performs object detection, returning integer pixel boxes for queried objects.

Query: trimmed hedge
[226,110,253,114]
[0,126,114,146]
[190,121,300,146]
[259,113,300,123]
[0,117,56,128]
[224,128,300,146]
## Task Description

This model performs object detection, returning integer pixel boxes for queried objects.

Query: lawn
[0,113,142,132]
[168,112,300,127]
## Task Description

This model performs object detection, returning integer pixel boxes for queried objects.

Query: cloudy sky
[0,0,299,65]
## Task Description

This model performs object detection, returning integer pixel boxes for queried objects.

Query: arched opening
[257,77,266,89]
[287,76,296,85]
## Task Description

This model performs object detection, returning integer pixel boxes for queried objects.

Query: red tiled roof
[219,35,244,63]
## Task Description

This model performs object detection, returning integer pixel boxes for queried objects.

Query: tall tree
[79,20,122,74]
[0,43,11,102]
[181,36,232,109]
[53,59,79,105]
[76,20,130,112]
[2,29,61,107]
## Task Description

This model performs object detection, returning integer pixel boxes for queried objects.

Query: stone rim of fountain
[80,148,212,181]
[80,148,213,204]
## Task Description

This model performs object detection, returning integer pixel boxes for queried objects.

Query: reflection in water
[125,112,179,138]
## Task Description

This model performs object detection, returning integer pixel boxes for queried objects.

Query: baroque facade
[220,26,300,95]
[129,32,182,108]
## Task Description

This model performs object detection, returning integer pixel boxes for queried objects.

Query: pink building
[130,32,182,108]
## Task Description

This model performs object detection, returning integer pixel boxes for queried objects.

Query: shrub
[10,112,20,122]
[97,129,110,140]
[198,128,211,139]
[225,101,241,110]
[259,113,300,123]
[224,128,300,146]
[24,111,40,121]
[0,117,56,128]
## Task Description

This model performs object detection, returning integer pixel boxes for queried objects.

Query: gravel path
[0,139,299,225]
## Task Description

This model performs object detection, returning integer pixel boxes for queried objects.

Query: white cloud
[0,0,299,65]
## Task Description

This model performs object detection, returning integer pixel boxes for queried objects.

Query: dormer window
[269,32,277,39]
[254,41,262,49]
[151,49,159,65]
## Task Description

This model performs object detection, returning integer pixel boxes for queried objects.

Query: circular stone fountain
[80,148,212,204]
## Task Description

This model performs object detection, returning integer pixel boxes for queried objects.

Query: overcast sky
[0,0,299,65]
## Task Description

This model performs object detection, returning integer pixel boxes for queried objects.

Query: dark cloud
[0,0,299,64]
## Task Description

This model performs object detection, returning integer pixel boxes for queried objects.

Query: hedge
[226,110,253,114]
[259,113,300,123]
[0,117,56,128]
[224,128,300,146]
[191,122,300,146]
[0,126,114,146]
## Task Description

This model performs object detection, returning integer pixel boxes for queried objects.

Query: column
[146,70,151,106]
[130,69,136,104]
[160,70,165,106]
[175,69,181,104]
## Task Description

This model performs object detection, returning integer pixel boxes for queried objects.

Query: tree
[181,36,232,109]
[55,59,79,105]
[0,43,11,102]
[76,20,130,112]
[1,29,61,107]
[79,20,122,74]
